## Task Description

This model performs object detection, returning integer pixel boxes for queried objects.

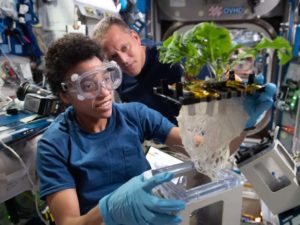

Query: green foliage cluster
[158,22,292,81]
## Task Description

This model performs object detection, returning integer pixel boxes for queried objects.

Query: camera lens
[16,81,52,101]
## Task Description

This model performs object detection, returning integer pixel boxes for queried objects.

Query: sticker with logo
[223,7,244,15]
[208,5,223,17]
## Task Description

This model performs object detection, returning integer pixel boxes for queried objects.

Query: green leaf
[158,22,292,80]
[254,37,292,65]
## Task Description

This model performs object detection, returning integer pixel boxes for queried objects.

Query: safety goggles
[61,61,122,100]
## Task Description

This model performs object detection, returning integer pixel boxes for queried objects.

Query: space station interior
[0,0,300,225]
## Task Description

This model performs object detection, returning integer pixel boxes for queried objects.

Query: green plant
[158,22,292,81]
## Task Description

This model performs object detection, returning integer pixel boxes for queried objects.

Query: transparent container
[146,161,243,225]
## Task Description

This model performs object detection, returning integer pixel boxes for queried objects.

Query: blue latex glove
[254,73,265,85]
[244,82,277,130]
[99,172,185,225]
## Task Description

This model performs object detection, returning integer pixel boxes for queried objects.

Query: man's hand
[99,172,185,225]
[244,82,277,130]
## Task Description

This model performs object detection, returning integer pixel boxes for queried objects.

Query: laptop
[0,111,52,145]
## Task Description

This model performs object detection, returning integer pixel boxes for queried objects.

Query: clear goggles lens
[61,61,122,100]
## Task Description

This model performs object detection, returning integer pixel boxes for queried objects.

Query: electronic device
[23,93,62,116]
[0,111,52,145]
[16,81,64,116]
[236,137,300,215]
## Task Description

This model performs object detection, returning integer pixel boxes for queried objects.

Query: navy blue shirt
[36,103,174,214]
[117,46,183,124]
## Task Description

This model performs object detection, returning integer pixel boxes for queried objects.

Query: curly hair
[92,15,131,46]
[45,33,104,95]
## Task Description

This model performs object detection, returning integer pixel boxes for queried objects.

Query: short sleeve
[36,131,75,200]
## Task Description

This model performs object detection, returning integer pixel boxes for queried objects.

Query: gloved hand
[99,172,185,225]
[243,82,277,130]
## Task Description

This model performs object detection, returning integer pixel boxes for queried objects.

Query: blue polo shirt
[36,102,174,214]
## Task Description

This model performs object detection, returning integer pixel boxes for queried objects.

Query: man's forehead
[109,24,131,34]
[102,40,130,55]
[102,26,131,43]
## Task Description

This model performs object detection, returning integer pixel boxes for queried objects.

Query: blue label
[223,7,244,15]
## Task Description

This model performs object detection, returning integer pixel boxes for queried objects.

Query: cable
[0,96,13,112]
[0,139,35,187]
[35,192,49,225]
[0,138,49,225]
